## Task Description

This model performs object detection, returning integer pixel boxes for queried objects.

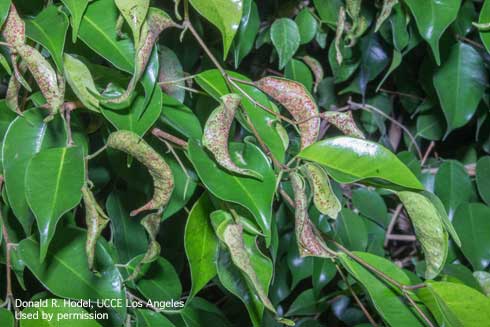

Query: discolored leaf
[322,111,365,139]
[398,191,448,279]
[115,0,149,46]
[64,54,100,112]
[302,163,341,219]
[158,46,185,103]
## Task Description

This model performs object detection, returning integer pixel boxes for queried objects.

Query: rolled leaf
[302,163,341,219]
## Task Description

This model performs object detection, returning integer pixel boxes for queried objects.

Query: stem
[384,204,403,247]
[403,290,436,327]
[151,128,188,148]
[337,265,378,327]
[158,75,196,85]
[86,144,108,160]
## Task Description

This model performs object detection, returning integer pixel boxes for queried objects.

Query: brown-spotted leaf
[115,0,149,46]
[322,111,365,139]
[2,5,25,46]
[290,172,335,258]
[82,186,109,271]
[302,163,341,219]
[302,56,324,93]
[375,0,398,32]
[256,77,320,149]
[107,130,174,216]
[202,94,262,179]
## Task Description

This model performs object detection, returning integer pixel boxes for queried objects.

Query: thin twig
[385,204,403,247]
[403,290,436,327]
[420,141,435,166]
[422,163,475,176]
[152,128,188,148]
[379,88,424,101]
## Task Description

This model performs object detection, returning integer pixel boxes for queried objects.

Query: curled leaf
[158,45,185,102]
[114,0,149,46]
[322,111,365,139]
[375,0,398,32]
[302,56,324,93]
[346,0,362,23]
[82,186,109,271]
[211,211,276,314]
[104,8,175,105]
[256,77,320,149]
[128,212,161,281]
[5,73,21,114]
[2,5,25,46]
[302,163,341,219]
[334,6,346,65]
[290,172,335,258]
[397,191,448,279]
[64,54,100,112]
[107,130,174,216]
[202,94,262,179]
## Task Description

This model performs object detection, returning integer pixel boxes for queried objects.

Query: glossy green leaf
[352,188,388,226]
[196,69,286,162]
[159,46,185,103]
[335,208,368,251]
[312,258,336,298]
[188,139,276,245]
[270,18,300,69]
[453,203,490,270]
[296,9,318,44]
[188,0,243,58]
[476,156,490,205]
[358,33,389,97]
[338,252,424,327]
[78,0,135,73]
[25,5,68,71]
[0,0,10,29]
[2,109,68,233]
[404,0,460,65]
[135,309,175,327]
[419,281,490,326]
[106,190,148,263]
[0,309,13,327]
[115,0,149,46]
[398,191,448,279]
[18,228,126,321]
[298,137,424,190]
[160,94,202,140]
[312,0,342,26]
[478,0,490,53]
[64,54,99,111]
[61,0,88,43]
[286,289,327,316]
[233,0,260,68]
[433,42,487,133]
[184,193,218,300]
[376,49,402,91]
[434,160,474,218]
[416,113,445,141]
[20,299,102,327]
[101,87,162,136]
[284,59,314,92]
[25,146,85,261]
[180,297,231,326]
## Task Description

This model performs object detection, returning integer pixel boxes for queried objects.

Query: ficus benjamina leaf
[334,6,346,65]
[375,0,398,32]
[101,8,175,106]
[211,210,277,315]
[322,111,365,139]
[202,94,262,179]
[82,186,109,271]
[106,130,174,216]
[302,56,324,93]
[2,5,25,47]
[256,76,320,149]
[397,191,448,279]
[301,163,341,219]
[290,172,335,258]
[114,0,149,46]
[64,54,100,112]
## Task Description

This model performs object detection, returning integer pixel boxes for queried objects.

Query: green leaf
[3,109,68,233]
[0,308,13,327]
[404,0,460,65]
[286,289,327,316]
[101,87,162,136]
[339,252,424,327]
[196,69,286,163]
[453,203,490,270]
[358,33,389,97]
[434,160,474,218]
[78,0,135,73]
[376,49,402,91]
[312,258,336,298]
[64,54,99,112]
[416,113,445,141]
[0,0,11,29]
[20,299,102,327]
[61,0,88,43]
[284,58,314,92]
[312,0,342,26]
[478,0,490,53]
[184,193,218,300]
[188,0,243,58]
[433,42,487,133]
[295,9,318,45]
[476,156,490,205]
[270,18,300,69]
[25,146,85,261]
[398,191,448,279]
[188,139,276,245]
[18,227,126,322]
[135,309,175,327]
[352,188,388,227]
[298,137,424,190]
[25,5,68,71]
[419,281,490,326]
[160,94,203,140]
[335,208,368,251]
[159,46,185,103]
[180,297,231,326]
[233,0,260,68]
[115,0,149,46]
[106,190,148,263]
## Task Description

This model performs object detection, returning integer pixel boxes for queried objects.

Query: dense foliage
[0,0,490,326]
